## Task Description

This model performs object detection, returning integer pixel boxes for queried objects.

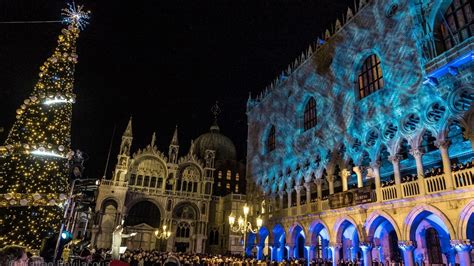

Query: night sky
[0,0,354,178]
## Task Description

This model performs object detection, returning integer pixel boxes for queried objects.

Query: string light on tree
[0,4,90,249]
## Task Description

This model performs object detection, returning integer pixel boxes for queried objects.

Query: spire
[188,139,195,155]
[151,132,156,147]
[171,125,179,146]
[210,101,221,133]
[124,116,132,137]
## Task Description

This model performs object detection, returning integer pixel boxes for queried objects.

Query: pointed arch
[365,210,401,241]
[333,215,362,243]
[403,204,456,241]
[458,199,474,240]
[288,222,307,244]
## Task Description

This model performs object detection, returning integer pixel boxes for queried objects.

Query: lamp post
[228,204,263,257]
[155,221,172,251]
[155,224,172,239]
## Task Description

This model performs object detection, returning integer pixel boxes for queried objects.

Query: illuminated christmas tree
[0,4,90,249]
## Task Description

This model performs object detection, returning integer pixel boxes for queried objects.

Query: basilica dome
[194,122,237,161]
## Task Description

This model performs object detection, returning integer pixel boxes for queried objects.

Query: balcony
[381,167,474,202]
[264,167,474,218]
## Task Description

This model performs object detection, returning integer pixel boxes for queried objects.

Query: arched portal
[125,200,162,250]
[366,214,402,264]
[336,219,360,261]
[96,199,119,248]
[172,202,200,253]
[310,221,330,260]
[407,208,454,265]
[257,226,270,260]
[125,201,161,227]
[290,224,306,259]
[272,224,286,262]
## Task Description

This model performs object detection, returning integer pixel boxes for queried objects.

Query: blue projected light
[423,51,473,85]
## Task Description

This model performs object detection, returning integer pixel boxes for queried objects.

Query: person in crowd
[0,245,29,266]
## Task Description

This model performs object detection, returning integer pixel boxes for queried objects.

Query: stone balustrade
[266,168,474,212]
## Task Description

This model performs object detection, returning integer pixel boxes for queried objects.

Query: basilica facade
[91,118,246,254]
[245,0,474,266]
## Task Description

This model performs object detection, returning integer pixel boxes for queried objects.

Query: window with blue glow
[304,97,317,131]
[358,54,384,99]
[267,126,276,152]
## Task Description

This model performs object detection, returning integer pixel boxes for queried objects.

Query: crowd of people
[0,245,399,266]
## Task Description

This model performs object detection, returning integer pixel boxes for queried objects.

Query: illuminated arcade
[245,0,474,265]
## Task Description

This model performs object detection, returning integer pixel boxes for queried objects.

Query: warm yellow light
[155,230,159,235]
[167,231,171,238]
[238,216,244,226]
[163,225,167,231]
[243,204,249,216]
[256,216,263,228]
[228,213,235,225]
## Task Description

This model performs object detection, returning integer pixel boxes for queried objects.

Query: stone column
[329,243,341,266]
[304,182,311,204]
[360,242,373,266]
[410,149,424,175]
[388,154,402,198]
[269,245,274,261]
[435,139,454,190]
[307,245,315,261]
[315,179,323,199]
[341,168,350,191]
[327,175,335,195]
[374,245,383,263]
[451,240,473,266]
[278,191,284,210]
[295,185,302,206]
[286,244,294,259]
[286,188,293,208]
[370,161,382,202]
[353,166,363,188]
[398,240,416,266]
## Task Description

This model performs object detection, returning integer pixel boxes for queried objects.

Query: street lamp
[155,224,172,239]
[228,204,263,257]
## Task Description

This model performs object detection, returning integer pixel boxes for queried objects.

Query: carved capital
[450,239,472,252]
[329,242,342,249]
[352,166,362,174]
[341,168,351,178]
[398,240,416,251]
[294,185,303,193]
[285,188,293,194]
[314,178,323,186]
[388,154,402,163]
[278,191,285,198]
[409,148,424,158]
[370,161,381,169]
[434,139,450,149]
[359,242,373,251]
[326,175,335,183]
[303,182,312,189]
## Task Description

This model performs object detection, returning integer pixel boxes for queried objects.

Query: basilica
[245,0,474,266]
[90,117,246,255]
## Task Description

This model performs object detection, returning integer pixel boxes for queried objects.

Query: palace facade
[90,118,247,254]
[245,0,474,266]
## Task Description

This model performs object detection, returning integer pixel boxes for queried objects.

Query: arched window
[129,174,136,186]
[303,97,317,131]
[436,0,474,53]
[267,126,276,152]
[358,54,384,99]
